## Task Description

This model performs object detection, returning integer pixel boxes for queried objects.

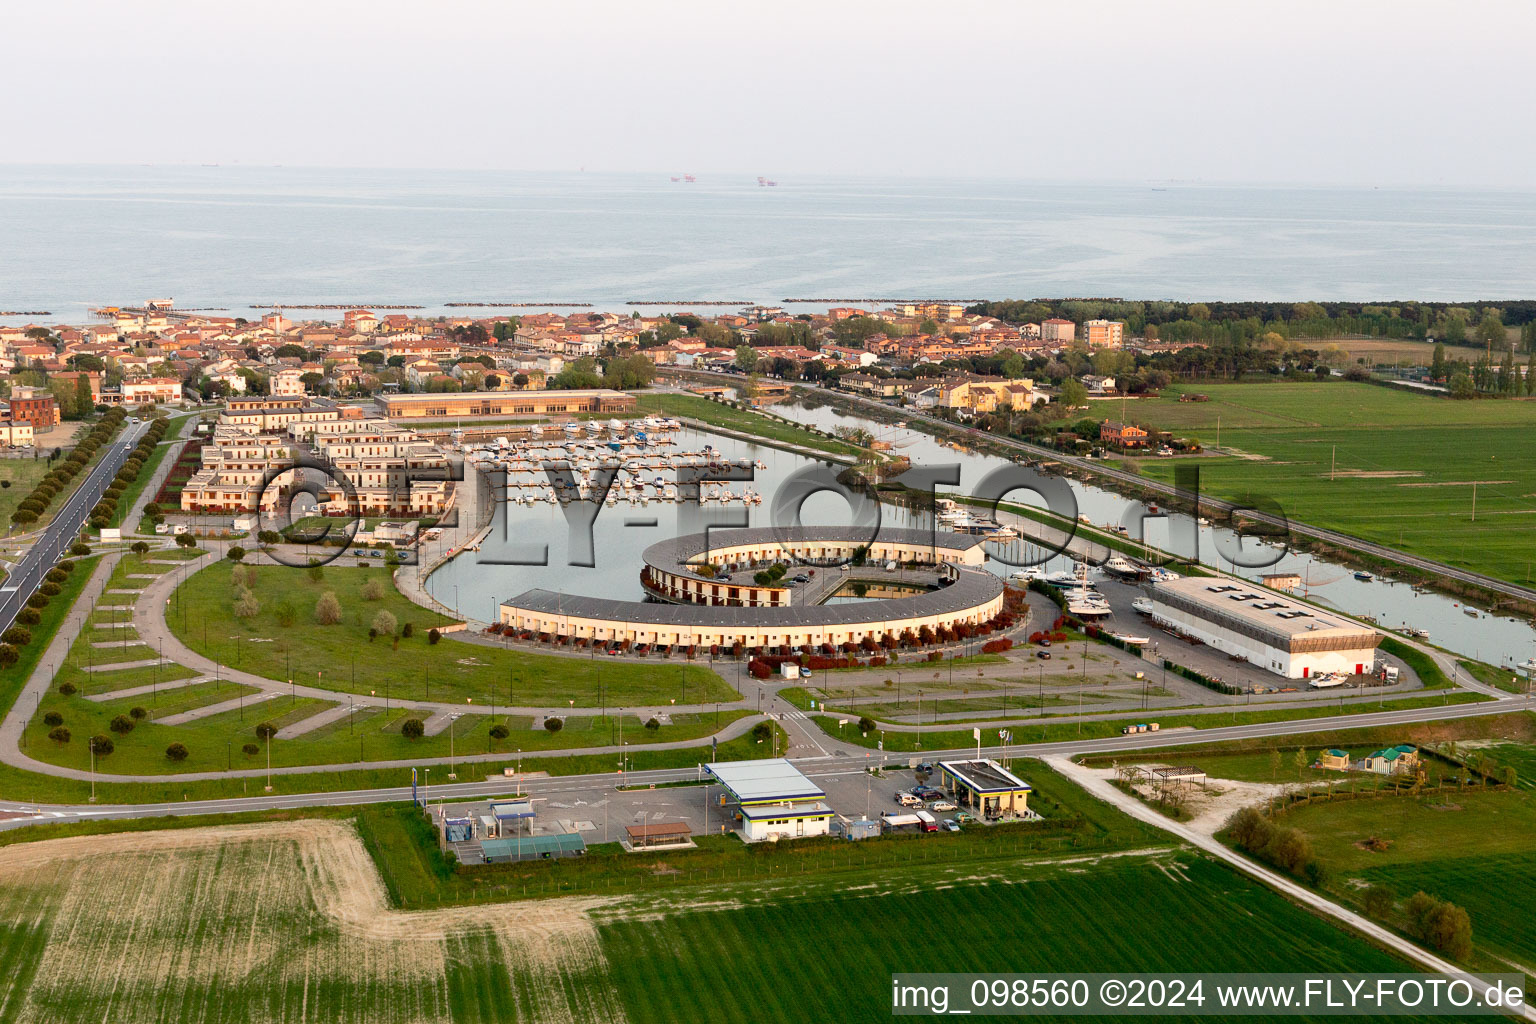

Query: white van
[172,524,189,535]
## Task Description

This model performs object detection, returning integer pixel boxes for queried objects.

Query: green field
[0,802,1435,1023]
[814,690,1492,753]
[1127,382,1536,586]
[0,457,52,526]
[1275,783,1536,970]
[168,561,737,707]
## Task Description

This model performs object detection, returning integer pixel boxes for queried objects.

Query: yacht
[1353,571,1374,581]
[1109,631,1151,646]
[1066,586,1113,619]
[1008,567,1046,584]
[1102,555,1144,580]
[562,422,582,438]
[1131,596,1154,615]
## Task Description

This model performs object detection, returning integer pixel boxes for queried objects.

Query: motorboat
[1102,555,1144,580]
[1131,597,1154,615]
[1109,631,1150,646]
[1353,571,1374,582]
[1008,567,1045,584]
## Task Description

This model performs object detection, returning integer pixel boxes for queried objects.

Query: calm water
[428,407,1536,671]
[6,166,1536,323]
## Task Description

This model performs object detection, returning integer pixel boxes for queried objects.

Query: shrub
[38,581,61,598]
[2,626,32,647]
[234,587,259,619]
[16,608,39,626]
[58,681,77,696]
[401,622,414,638]
[48,726,71,744]
[489,724,509,740]
[751,722,772,743]
[400,718,425,739]
[130,541,150,555]
[242,742,260,757]
[109,714,135,735]
[26,593,49,609]
[980,638,1013,655]
[645,717,661,732]
[315,591,342,625]
[55,559,74,574]
[858,716,876,735]
[226,545,246,562]
[42,711,63,727]
[362,578,385,601]
[165,742,189,762]
[427,628,441,645]
[544,716,563,733]
[0,644,19,670]
[254,722,278,740]
[274,601,296,628]
[371,610,398,637]
[44,567,67,584]
[307,562,324,583]
[88,734,113,756]
[1405,892,1473,959]
[70,542,91,556]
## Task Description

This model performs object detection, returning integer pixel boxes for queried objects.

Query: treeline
[9,409,127,528]
[968,299,1536,351]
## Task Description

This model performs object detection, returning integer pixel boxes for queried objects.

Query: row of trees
[10,409,127,528]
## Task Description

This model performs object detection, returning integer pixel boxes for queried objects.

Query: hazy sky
[8,0,1533,186]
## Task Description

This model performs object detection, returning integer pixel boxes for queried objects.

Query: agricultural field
[1273,785,1536,971]
[168,561,736,707]
[0,810,1435,1023]
[1126,382,1536,586]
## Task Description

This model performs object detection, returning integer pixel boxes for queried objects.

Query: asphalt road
[2,691,1526,830]
[0,418,150,636]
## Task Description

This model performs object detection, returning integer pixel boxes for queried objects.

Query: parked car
[1038,638,1052,647]
[914,763,934,774]
[930,801,956,812]
[799,666,812,678]
[1036,651,1052,660]
[942,819,961,832]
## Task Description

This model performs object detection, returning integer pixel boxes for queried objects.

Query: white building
[1148,577,1381,680]
[706,759,833,842]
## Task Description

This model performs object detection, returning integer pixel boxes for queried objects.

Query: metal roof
[706,758,825,804]
[480,833,586,857]
[643,526,986,575]
[940,759,1033,794]
[491,800,534,819]
[507,565,1002,630]
[738,801,834,821]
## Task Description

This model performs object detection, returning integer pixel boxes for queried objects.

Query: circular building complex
[498,527,1007,652]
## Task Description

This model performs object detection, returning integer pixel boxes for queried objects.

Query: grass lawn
[0,556,100,714]
[168,561,736,707]
[0,458,52,525]
[817,691,1493,753]
[110,434,175,529]
[1275,785,1536,970]
[630,392,865,459]
[1127,382,1536,586]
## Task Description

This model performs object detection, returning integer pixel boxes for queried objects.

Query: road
[2,690,1528,828]
[0,418,150,636]
[671,369,1536,608]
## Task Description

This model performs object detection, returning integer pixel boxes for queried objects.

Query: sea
[5,164,1536,324]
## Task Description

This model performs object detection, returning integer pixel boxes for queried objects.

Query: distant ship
[756,176,778,187]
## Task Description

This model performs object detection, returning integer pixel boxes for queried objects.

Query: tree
[400,718,425,739]
[48,726,70,744]
[242,742,260,756]
[129,706,148,720]
[371,610,397,637]
[645,717,660,732]
[1362,885,1396,920]
[226,545,246,563]
[315,591,342,625]
[108,714,135,734]
[176,532,197,548]
[544,717,563,733]
[165,742,189,762]
[362,577,385,601]
[234,586,260,619]
[258,530,280,546]
[1430,342,1447,381]
[1269,749,1281,780]
[89,734,114,756]
[130,541,149,555]
[489,724,509,740]
[1059,378,1088,410]
[254,722,278,740]
[734,345,759,372]
[1294,746,1308,777]
[1449,372,1476,399]
[307,561,324,583]
[1476,310,1506,351]
[858,716,876,735]
[428,628,442,645]
[42,711,62,727]
[73,375,93,418]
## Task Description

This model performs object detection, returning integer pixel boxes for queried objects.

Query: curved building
[499,527,1006,650]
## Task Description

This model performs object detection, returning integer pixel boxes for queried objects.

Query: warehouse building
[706,758,834,842]
[1148,577,1381,680]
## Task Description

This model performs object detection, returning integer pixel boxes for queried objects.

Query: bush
[489,724,509,740]
[55,560,74,574]
[427,628,441,645]
[70,542,91,556]
[226,545,246,562]
[109,714,135,735]
[16,608,39,626]
[58,681,77,696]
[400,718,425,739]
[1362,885,1396,920]
[751,722,772,743]
[88,734,113,756]
[371,610,398,637]
[130,541,149,555]
[544,717,563,733]
[165,742,189,762]
[26,593,49,609]
[242,742,260,757]
[254,722,278,740]
[48,726,70,744]
[645,717,660,732]
[44,567,67,584]
[362,578,385,601]
[1405,892,1473,959]
[980,638,1013,655]
[38,581,61,597]
[401,622,414,638]
[858,716,876,735]
[315,591,342,625]
[129,706,148,720]
[2,626,32,647]
[42,711,63,727]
